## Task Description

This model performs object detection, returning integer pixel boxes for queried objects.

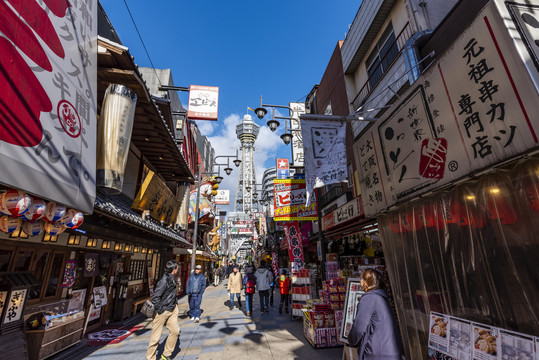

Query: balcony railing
[351,22,413,111]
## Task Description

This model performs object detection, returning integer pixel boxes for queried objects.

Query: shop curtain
[378,157,539,359]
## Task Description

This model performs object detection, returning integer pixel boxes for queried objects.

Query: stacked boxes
[303,311,340,348]
[323,278,346,310]
[291,269,311,317]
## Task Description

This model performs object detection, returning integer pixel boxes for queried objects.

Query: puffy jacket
[254,268,273,291]
[348,289,403,360]
[186,273,206,295]
[279,275,290,295]
[151,272,177,314]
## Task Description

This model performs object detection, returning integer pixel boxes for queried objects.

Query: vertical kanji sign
[283,221,305,271]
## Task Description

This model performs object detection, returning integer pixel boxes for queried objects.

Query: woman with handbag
[348,269,403,360]
[146,260,180,360]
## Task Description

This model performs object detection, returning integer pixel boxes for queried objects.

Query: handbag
[140,299,155,318]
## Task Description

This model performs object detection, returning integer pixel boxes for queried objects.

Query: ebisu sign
[0,1,97,213]
[357,0,539,217]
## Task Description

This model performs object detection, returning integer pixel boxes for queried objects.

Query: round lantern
[22,197,46,221]
[44,222,66,235]
[44,202,66,222]
[60,209,84,228]
[0,189,31,216]
[0,215,21,233]
[23,220,44,236]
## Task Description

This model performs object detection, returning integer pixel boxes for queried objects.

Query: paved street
[54,279,343,360]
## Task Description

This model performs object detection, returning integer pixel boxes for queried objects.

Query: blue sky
[100,0,361,211]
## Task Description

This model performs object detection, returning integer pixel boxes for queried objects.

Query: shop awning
[323,218,377,238]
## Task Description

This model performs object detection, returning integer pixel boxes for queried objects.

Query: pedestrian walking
[186,264,206,323]
[213,266,220,286]
[278,269,290,314]
[243,265,256,316]
[254,260,273,313]
[348,268,403,360]
[227,264,243,310]
[146,260,180,360]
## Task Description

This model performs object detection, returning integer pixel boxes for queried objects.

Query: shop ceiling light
[489,188,501,194]
[114,243,122,251]
[68,235,81,245]
[465,195,475,200]
[102,241,111,249]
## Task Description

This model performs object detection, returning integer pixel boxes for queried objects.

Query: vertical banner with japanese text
[301,119,348,205]
[283,221,305,271]
[289,102,305,167]
[0,1,97,213]
[271,252,279,279]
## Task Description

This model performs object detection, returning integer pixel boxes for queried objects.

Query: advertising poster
[340,278,364,344]
[472,323,500,360]
[93,286,107,308]
[88,304,101,322]
[499,329,534,360]
[448,316,472,360]
[67,289,86,313]
[283,222,305,271]
[429,312,450,354]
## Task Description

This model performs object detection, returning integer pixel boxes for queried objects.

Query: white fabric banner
[301,119,348,204]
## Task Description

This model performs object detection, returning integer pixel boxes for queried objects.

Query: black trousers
[280,293,289,306]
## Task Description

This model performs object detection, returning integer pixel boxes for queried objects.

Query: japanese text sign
[283,222,305,271]
[289,102,305,167]
[357,1,539,216]
[187,85,219,120]
[273,179,317,221]
[3,289,27,325]
[0,1,97,213]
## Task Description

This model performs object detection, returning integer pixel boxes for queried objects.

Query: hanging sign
[3,289,27,324]
[187,85,219,120]
[301,119,348,205]
[273,179,317,221]
[289,102,305,167]
[357,1,539,217]
[283,221,305,271]
[214,190,230,205]
[0,0,97,213]
[61,260,77,287]
[276,158,290,179]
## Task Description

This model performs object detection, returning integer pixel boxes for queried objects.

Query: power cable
[122,0,162,87]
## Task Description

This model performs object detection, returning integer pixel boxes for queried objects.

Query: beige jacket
[227,272,243,294]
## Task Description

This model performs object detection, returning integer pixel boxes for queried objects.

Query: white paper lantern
[23,220,44,236]
[44,222,66,235]
[22,197,46,221]
[0,215,21,233]
[0,189,31,216]
[44,202,66,222]
[60,209,84,228]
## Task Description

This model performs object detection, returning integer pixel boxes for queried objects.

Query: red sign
[277,158,289,170]
[273,179,317,221]
[283,222,305,271]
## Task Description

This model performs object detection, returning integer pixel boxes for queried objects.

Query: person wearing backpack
[254,260,273,313]
[146,260,180,360]
[243,265,256,316]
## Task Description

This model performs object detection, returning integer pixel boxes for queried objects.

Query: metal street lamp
[191,151,240,273]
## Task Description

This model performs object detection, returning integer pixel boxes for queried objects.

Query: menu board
[427,312,537,359]
[339,278,364,344]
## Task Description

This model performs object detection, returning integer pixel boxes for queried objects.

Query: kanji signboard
[357,1,539,216]
[273,179,317,221]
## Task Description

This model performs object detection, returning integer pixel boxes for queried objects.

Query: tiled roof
[94,190,190,247]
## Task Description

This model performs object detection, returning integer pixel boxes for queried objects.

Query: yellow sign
[132,168,181,225]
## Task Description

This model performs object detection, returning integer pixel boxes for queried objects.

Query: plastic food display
[34,299,84,330]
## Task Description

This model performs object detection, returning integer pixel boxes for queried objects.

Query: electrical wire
[122,0,162,87]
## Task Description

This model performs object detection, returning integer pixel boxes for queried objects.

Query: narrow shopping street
[54,279,343,360]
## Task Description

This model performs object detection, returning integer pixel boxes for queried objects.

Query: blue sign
[277,169,289,179]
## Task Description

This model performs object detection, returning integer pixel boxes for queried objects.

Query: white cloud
[197,121,216,136]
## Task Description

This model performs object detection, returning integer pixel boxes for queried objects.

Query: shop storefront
[354,1,539,358]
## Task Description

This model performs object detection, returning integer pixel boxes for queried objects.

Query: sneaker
[190,316,194,320]
[194,317,200,323]
[161,355,171,360]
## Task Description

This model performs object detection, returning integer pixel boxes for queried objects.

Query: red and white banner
[273,179,317,221]
[271,252,279,279]
[187,85,219,120]
[283,221,305,271]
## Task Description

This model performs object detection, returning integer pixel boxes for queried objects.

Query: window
[366,23,398,89]
[13,250,34,271]
[29,251,50,300]
[0,249,13,272]
[45,253,65,297]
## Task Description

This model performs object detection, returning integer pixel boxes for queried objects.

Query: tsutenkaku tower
[235,114,259,214]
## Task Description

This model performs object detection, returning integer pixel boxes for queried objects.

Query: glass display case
[26,296,85,331]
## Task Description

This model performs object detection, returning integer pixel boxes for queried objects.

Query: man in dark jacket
[186,264,206,323]
[147,260,179,360]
